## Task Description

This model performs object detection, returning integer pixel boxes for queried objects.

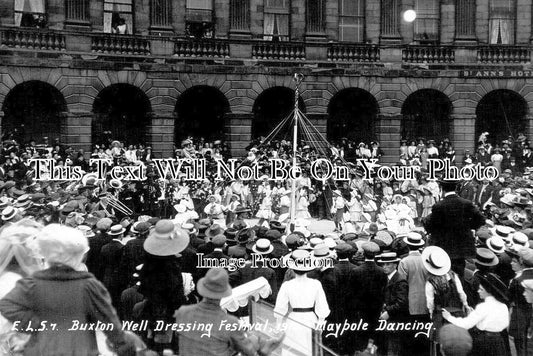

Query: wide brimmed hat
[376,252,401,264]
[422,246,451,276]
[252,238,274,255]
[474,248,498,267]
[206,224,224,238]
[486,236,505,254]
[143,219,190,256]
[108,224,126,236]
[197,268,232,299]
[478,273,509,303]
[404,231,425,246]
[491,226,515,241]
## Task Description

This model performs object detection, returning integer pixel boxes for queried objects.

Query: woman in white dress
[295,188,311,219]
[274,250,330,356]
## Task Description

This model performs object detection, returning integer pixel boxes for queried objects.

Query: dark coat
[508,270,533,338]
[383,271,409,320]
[351,261,388,320]
[424,193,486,259]
[120,238,146,286]
[331,260,358,322]
[100,239,127,307]
[0,265,134,356]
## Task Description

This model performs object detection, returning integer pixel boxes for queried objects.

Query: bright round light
[403,10,417,22]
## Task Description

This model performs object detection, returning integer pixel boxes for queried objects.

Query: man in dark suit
[99,224,128,310]
[424,180,486,277]
[458,179,477,202]
[327,243,358,355]
[378,252,409,356]
[350,242,388,352]
[474,179,494,209]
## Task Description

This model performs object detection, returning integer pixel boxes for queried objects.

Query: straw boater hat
[1,207,18,221]
[197,268,232,299]
[252,238,274,255]
[108,224,126,236]
[376,252,401,264]
[511,231,529,250]
[422,246,451,276]
[312,244,332,260]
[474,248,499,267]
[491,226,515,242]
[77,225,95,238]
[404,231,425,246]
[486,236,506,254]
[143,219,190,256]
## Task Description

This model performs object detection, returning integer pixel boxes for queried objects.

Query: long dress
[274,274,330,356]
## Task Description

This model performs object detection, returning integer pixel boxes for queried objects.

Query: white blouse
[446,296,509,332]
[274,275,330,321]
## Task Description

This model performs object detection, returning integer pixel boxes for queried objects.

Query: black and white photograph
[0,1,533,356]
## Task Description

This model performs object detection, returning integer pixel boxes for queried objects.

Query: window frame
[14,0,47,28]
[488,0,517,45]
[263,0,291,41]
[103,0,134,34]
[414,0,441,44]
[150,0,173,29]
[338,0,365,43]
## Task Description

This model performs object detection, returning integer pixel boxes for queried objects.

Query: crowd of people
[0,131,532,356]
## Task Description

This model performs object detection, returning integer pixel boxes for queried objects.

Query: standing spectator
[175,268,284,356]
[424,180,486,277]
[442,273,510,356]
[0,224,137,356]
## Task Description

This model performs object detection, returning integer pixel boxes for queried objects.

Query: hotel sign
[460,70,533,78]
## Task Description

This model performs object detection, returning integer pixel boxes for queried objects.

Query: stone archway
[92,83,152,147]
[2,80,67,145]
[252,86,305,139]
[327,88,379,145]
[401,89,453,142]
[476,89,528,145]
[175,85,230,143]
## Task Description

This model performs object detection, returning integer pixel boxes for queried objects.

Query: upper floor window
[264,0,290,41]
[307,0,325,33]
[414,0,440,42]
[230,0,250,31]
[489,0,515,44]
[151,0,172,28]
[66,0,90,23]
[186,0,214,38]
[104,0,133,34]
[339,0,364,43]
[14,0,46,28]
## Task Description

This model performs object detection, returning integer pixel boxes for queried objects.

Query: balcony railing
[91,34,150,55]
[252,41,306,60]
[174,38,229,58]
[402,46,455,63]
[477,46,530,63]
[1,27,65,51]
[328,43,379,62]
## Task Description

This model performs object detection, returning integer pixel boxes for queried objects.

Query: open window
[489,0,515,44]
[185,0,214,38]
[14,0,46,28]
[263,0,290,41]
[103,0,133,34]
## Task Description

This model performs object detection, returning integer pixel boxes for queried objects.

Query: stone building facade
[0,0,532,163]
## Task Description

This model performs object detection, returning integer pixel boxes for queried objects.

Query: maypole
[290,73,304,226]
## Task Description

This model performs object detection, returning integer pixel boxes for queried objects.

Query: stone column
[377,114,402,165]
[226,113,252,157]
[60,111,92,154]
[148,111,175,158]
[451,114,476,166]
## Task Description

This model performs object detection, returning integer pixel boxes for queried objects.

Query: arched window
[489,0,516,44]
